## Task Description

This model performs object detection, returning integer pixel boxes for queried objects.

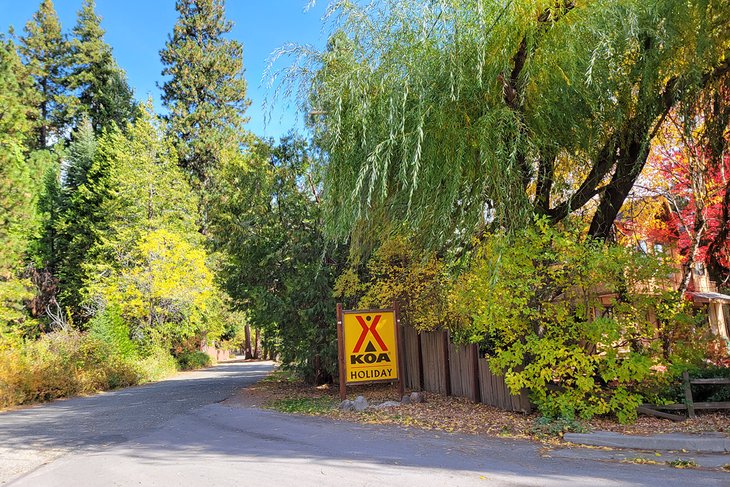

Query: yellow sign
[343,310,398,383]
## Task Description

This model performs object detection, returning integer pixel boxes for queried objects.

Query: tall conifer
[19,0,71,149]
[54,121,99,316]
[0,40,38,331]
[0,40,35,273]
[159,0,250,205]
[67,0,136,133]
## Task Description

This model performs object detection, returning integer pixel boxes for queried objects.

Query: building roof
[688,291,730,304]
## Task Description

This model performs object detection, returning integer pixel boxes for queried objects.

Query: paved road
[0,361,727,486]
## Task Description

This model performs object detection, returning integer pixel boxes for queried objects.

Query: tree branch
[500,1,576,191]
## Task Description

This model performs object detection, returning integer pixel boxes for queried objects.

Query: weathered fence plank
[421,331,448,394]
[399,325,530,412]
[403,325,422,390]
[448,342,480,402]
[478,358,531,412]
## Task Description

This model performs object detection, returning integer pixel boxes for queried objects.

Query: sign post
[337,303,402,400]
[337,303,346,400]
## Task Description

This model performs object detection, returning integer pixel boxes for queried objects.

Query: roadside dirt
[225,371,730,441]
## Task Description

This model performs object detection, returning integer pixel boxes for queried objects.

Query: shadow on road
[0,361,274,450]
[1,360,726,486]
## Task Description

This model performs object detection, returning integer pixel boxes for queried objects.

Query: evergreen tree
[67,0,136,134]
[0,40,35,273]
[159,0,250,201]
[19,0,71,149]
[0,40,37,333]
[210,135,346,383]
[54,120,99,316]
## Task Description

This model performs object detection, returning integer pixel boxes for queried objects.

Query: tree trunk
[678,217,706,296]
[708,180,730,286]
[588,137,649,241]
[244,324,252,359]
[253,328,260,359]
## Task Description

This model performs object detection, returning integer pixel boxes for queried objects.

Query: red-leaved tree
[646,78,730,293]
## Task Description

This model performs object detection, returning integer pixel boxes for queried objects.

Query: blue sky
[0,0,329,140]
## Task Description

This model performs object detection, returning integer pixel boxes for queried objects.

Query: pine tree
[0,39,35,273]
[54,120,99,316]
[67,0,136,134]
[159,0,250,198]
[19,0,71,149]
[0,40,38,332]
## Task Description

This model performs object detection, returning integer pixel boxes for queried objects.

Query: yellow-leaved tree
[98,229,213,347]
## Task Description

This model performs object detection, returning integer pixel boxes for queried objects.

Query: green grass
[666,459,698,469]
[269,396,337,414]
[260,369,299,384]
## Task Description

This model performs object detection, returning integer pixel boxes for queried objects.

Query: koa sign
[336,304,403,400]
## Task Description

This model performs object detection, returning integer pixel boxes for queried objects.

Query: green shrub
[451,218,699,423]
[176,351,212,370]
[0,330,182,409]
[531,416,589,437]
[88,306,137,359]
[134,346,179,382]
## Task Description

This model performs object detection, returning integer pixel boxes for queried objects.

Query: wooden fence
[639,371,730,421]
[401,327,531,413]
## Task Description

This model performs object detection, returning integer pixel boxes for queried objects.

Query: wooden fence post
[394,302,405,400]
[682,371,696,419]
[442,331,451,396]
[417,332,424,391]
[471,344,481,403]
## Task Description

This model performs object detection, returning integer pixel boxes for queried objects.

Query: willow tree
[277,0,729,247]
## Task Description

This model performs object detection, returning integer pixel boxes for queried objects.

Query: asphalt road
[0,360,727,486]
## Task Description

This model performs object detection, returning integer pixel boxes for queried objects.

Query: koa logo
[352,314,388,353]
[350,352,391,364]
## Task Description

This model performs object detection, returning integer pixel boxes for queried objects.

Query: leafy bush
[451,218,702,423]
[176,351,212,370]
[336,236,451,332]
[0,328,181,409]
[88,305,137,359]
[0,329,140,408]
[133,346,179,382]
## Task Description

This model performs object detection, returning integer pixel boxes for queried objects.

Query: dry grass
[227,369,730,442]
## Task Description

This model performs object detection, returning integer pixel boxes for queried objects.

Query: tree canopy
[159,0,250,194]
[19,0,71,149]
[280,0,729,248]
[66,0,137,133]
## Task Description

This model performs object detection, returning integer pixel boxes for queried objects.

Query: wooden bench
[639,372,730,421]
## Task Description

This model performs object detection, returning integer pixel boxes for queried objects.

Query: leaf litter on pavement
[225,369,730,444]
